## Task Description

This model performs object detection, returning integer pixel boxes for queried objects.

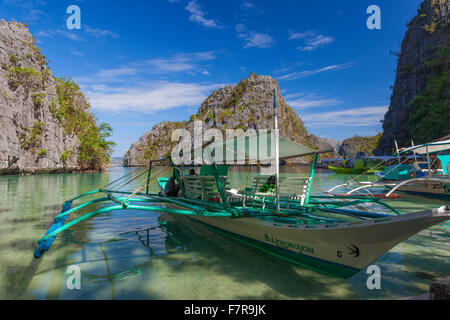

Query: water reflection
[0,167,448,299]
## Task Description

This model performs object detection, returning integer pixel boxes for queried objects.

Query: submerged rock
[429,276,450,300]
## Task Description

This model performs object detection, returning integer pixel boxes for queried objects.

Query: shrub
[31,93,45,108]
[6,66,40,90]
[9,54,19,66]
[60,149,71,163]
[20,122,45,150]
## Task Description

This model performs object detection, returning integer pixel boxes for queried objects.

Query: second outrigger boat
[34,91,450,279]
[327,138,450,199]
[327,157,386,175]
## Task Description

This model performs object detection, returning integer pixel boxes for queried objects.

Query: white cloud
[55,29,83,41]
[302,106,388,128]
[285,93,343,109]
[236,24,273,49]
[136,51,217,73]
[288,30,315,40]
[75,51,217,83]
[278,63,352,80]
[97,67,138,78]
[289,30,334,51]
[36,25,119,42]
[2,0,46,21]
[185,0,222,29]
[142,59,194,73]
[74,51,221,114]
[84,82,221,114]
[301,35,335,51]
[36,30,52,37]
[70,48,84,56]
[84,26,119,39]
[242,1,255,9]
[244,32,273,48]
[239,1,265,16]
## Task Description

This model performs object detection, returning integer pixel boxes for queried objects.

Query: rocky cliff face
[124,73,336,166]
[376,0,449,154]
[338,133,382,158]
[0,21,112,174]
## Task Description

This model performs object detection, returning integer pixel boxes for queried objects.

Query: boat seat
[182,175,231,203]
[244,175,312,208]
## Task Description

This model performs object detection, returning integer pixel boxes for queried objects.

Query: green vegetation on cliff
[408,47,450,144]
[53,77,115,169]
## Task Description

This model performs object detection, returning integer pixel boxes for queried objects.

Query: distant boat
[326,157,389,175]
[327,166,382,175]
[327,138,450,198]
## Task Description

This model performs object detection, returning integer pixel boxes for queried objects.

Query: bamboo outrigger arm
[33,188,234,259]
[344,182,397,195]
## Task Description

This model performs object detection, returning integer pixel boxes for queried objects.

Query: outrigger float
[34,92,450,279]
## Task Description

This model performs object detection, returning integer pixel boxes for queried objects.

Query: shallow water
[0,167,448,299]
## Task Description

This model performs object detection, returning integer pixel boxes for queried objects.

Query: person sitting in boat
[259,175,276,193]
[189,169,197,176]
[430,154,442,173]
[165,170,180,197]
[343,158,353,168]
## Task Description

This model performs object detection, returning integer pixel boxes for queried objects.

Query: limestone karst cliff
[0,20,113,174]
[123,73,337,166]
[375,0,449,154]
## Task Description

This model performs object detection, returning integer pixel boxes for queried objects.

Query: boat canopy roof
[195,130,317,164]
[400,139,450,155]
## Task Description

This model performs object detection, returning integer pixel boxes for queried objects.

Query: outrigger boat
[327,139,450,199]
[34,92,450,279]
[327,157,389,175]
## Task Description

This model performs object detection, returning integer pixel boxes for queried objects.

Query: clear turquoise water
[0,167,448,299]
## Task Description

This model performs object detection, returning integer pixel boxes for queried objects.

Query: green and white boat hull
[172,204,450,278]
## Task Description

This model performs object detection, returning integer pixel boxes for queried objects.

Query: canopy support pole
[273,88,280,215]
[394,140,401,164]
[146,161,153,194]
[305,152,317,205]
[426,145,431,176]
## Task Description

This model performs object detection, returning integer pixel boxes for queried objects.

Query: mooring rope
[103,167,144,190]
[122,166,173,202]
[110,169,149,191]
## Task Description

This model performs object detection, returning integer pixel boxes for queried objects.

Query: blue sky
[1,0,423,156]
